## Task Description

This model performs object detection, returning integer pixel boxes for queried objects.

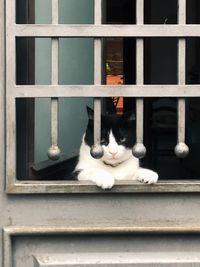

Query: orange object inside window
[106,74,124,115]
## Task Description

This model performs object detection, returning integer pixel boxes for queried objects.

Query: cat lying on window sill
[74,107,158,189]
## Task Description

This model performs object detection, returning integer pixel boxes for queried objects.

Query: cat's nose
[109,149,117,157]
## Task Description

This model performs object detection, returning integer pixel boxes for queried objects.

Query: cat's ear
[86,106,94,120]
[123,112,136,121]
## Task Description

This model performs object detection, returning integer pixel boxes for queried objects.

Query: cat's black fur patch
[85,107,136,149]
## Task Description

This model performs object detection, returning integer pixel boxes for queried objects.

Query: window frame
[6,0,200,193]
[16,0,35,179]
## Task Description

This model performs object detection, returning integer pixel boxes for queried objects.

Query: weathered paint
[2,0,200,266]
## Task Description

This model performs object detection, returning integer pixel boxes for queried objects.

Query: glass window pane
[144,38,177,85]
[59,0,94,24]
[144,0,177,24]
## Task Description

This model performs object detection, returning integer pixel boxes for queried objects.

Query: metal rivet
[174,142,189,158]
[90,144,104,159]
[132,143,146,159]
[47,145,61,160]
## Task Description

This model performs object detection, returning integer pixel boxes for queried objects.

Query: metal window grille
[5,0,200,193]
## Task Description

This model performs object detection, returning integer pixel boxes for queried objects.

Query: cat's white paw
[136,169,158,184]
[93,171,115,189]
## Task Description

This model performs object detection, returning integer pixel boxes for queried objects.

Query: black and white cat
[75,107,158,189]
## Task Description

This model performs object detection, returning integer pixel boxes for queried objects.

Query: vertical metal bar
[136,40,144,145]
[175,0,189,158]
[132,0,146,159]
[94,39,101,146]
[47,0,61,160]
[90,0,103,158]
[51,8,59,149]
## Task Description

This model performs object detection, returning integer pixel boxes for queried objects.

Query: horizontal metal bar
[12,85,200,98]
[14,24,200,37]
[5,222,200,234]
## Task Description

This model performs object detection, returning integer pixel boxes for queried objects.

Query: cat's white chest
[76,134,158,189]
[104,157,139,180]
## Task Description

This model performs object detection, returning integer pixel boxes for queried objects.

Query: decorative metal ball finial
[47,145,61,160]
[132,143,146,159]
[174,142,189,158]
[90,144,104,159]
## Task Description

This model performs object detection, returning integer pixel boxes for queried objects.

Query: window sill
[6,179,200,194]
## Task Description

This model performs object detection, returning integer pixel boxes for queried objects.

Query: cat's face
[85,107,136,165]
